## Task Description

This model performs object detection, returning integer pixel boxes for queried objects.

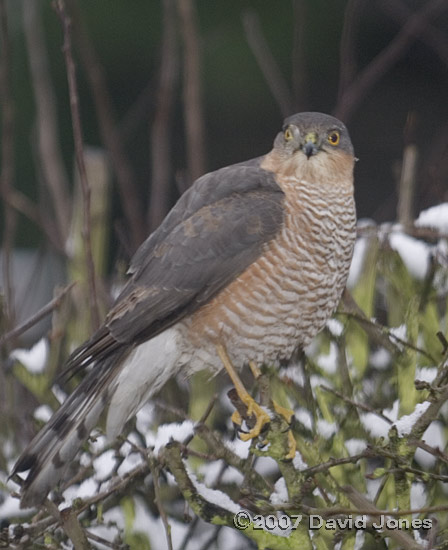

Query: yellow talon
[217,344,295,456]
[273,401,295,424]
[231,409,243,426]
[285,430,297,460]
[218,345,271,440]
[238,401,271,441]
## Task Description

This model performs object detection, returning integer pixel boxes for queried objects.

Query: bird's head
[274,112,354,159]
[265,112,355,185]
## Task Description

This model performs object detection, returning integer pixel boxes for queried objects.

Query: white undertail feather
[106,328,183,439]
[15,329,182,508]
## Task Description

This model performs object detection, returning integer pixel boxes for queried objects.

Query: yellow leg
[217,345,271,440]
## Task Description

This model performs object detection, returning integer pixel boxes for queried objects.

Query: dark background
[1,0,448,258]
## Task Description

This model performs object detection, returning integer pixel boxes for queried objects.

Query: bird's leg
[216,344,271,441]
[249,361,297,460]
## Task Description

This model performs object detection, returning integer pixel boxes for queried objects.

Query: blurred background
[0,0,447,341]
[1,3,448,547]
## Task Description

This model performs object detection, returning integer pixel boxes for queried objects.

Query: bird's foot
[217,345,272,440]
[217,345,296,459]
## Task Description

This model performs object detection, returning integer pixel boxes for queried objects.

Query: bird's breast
[178,175,356,372]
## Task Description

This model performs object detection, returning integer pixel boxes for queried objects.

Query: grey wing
[128,157,271,275]
[107,185,285,343]
[63,162,284,373]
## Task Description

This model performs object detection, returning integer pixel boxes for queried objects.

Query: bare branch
[67,0,147,251]
[335,0,448,122]
[177,0,206,183]
[243,9,294,117]
[23,0,71,245]
[148,0,178,231]
[0,282,75,346]
[0,0,17,329]
[53,0,100,330]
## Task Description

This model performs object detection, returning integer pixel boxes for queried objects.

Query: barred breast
[178,151,356,373]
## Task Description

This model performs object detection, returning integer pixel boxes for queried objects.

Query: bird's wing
[63,161,285,378]
[107,161,285,343]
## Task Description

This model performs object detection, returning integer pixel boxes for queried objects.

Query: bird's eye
[284,128,294,141]
[327,131,340,146]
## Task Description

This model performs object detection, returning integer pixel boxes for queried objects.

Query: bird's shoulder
[128,156,283,276]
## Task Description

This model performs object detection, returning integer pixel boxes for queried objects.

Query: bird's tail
[11,349,128,509]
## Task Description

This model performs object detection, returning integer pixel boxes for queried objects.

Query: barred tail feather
[12,350,128,509]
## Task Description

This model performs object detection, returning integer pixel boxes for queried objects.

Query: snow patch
[393,401,431,437]
[11,338,48,373]
[345,438,367,455]
[316,342,339,374]
[146,420,195,455]
[416,202,448,233]
[389,231,430,280]
[317,419,337,438]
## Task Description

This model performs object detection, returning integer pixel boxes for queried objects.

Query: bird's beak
[302,132,319,159]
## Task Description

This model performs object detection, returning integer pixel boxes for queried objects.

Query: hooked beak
[302,132,319,159]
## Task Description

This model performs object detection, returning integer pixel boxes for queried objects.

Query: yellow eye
[284,128,293,141]
[328,130,340,146]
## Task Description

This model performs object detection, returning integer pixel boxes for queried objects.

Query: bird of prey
[11,112,356,508]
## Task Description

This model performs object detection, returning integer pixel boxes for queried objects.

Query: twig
[0,0,17,330]
[320,384,394,423]
[23,0,71,245]
[46,500,91,550]
[67,0,146,250]
[337,0,364,103]
[148,455,174,550]
[341,486,429,550]
[381,0,448,70]
[0,282,75,345]
[291,0,308,110]
[85,531,125,550]
[177,0,206,183]
[340,289,437,364]
[243,9,294,117]
[335,0,448,122]
[148,0,178,231]
[53,0,100,330]
[397,114,418,228]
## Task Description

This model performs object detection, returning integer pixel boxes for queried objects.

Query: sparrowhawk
[11,111,356,508]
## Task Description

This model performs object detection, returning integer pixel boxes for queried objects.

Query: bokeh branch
[53,0,100,330]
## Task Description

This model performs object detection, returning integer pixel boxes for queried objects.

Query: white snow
[33,404,53,422]
[370,348,391,370]
[10,338,48,373]
[280,364,304,386]
[393,401,431,437]
[410,482,427,511]
[317,419,337,438]
[93,449,117,481]
[415,421,445,468]
[326,318,344,337]
[190,473,240,514]
[389,324,407,344]
[416,202,448,233]
[292,452,308,471]
[415,367,437,384]
[254,456,279,476]
[347,236,369,288]
[198,460,244,486]
[294,407,313,431]
[316,342,339,374]
[146,420,195,455]
[223,437,251,459]
[270,477,289,505]
[345,438,367,455]
[61,476,98,506]
[389,231,431,280]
